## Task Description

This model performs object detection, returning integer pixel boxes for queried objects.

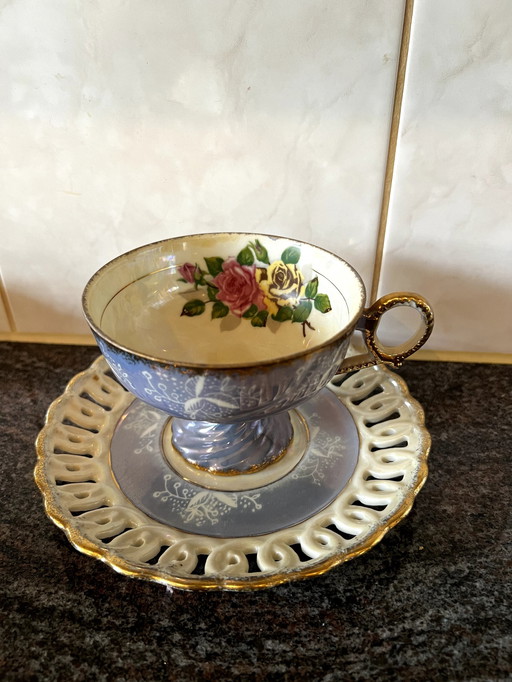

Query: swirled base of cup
[170,413,294,475]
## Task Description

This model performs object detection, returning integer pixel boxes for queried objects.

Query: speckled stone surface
[0,342,510,681]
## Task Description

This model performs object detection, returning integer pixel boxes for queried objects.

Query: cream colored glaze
[87,234,365,366]
[100,266,348,364]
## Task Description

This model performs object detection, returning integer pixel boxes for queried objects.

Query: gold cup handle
[337,292,434,373]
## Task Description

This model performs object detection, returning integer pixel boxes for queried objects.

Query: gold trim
[0,332,96,345]
[337,291,434,372]
[412,349,512,365]
[370,0,415,302]
[362,291,434,367]
[34,359,430,591]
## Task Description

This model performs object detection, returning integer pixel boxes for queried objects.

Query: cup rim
[82,231,367,371]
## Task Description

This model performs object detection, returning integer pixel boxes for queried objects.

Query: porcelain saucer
[35,356,430,591]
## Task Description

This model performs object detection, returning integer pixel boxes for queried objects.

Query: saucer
[35,356,430,591]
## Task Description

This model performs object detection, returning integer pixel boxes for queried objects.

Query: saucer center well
[161,410,309,492]
[110,390,360,539]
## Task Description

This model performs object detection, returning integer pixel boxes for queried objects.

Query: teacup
[83,233,433,474]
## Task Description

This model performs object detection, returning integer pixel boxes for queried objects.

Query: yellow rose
[256,261,304,316]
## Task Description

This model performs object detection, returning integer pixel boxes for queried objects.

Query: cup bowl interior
[83,233,366,368]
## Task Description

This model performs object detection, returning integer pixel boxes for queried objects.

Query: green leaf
[211,301,229,319]
[292,300,312,323]
[281,246,300,265]
[207,285,218,301]
[204,257,224,277]
[242,304,258,318]
[272,306,293,322]
[250,239,270,264]
[181,299,206,317]
[251,310,269,327]
[314,294,332,314]
[237,246,254,266]
[305,277,319,299]
[177,277,188,283]
[193,267,205,285]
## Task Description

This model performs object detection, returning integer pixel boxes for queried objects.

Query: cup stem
[171,413,294,475]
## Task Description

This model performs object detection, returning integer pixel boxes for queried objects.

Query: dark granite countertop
[0,342,510,681]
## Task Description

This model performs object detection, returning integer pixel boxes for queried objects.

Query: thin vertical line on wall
[370,0,415,302]
[0,271,17,333]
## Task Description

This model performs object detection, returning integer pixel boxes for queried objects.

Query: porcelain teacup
[83,233,433,474]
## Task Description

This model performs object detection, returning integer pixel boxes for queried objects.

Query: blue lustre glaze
[95,334,350,423]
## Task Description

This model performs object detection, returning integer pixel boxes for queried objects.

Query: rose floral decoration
[178,239,332,336]
[212,259,265,317]
[256,261,303,316]
[178,262,201,285]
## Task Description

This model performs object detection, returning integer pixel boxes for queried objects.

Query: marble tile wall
[0,0,510,357]
[0,296,10,333]
[0,0,403,335]
[378,0,512,355]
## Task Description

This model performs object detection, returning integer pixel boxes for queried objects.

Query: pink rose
[178,262,200,284]
[212,258,265,317]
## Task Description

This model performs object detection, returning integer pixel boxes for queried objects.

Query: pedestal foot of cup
[171,413,294,475]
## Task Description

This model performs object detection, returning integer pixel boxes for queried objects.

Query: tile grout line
[370,0,415,302]
[0,270,17,333]
[0,332,95,345]
[0,331,511,364]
